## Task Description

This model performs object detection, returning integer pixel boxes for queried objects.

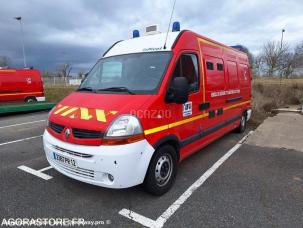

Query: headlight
[105,115,143,137]
[104,115,144,145]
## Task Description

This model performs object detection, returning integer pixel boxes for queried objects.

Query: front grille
[49,121,64,133]
[53,160,95,179]
[72,128,103,139]
[52,145,93,158]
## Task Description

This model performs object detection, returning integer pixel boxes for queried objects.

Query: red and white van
[43,23,252,195]
[0,68,45,103]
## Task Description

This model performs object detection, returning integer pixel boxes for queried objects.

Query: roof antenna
[163,0,177,50]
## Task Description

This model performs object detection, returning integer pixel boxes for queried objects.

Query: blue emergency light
[172,21,180,32]
[230,45,246,52]
[133,30,140,38]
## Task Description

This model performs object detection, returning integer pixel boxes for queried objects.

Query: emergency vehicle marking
[53,105,118,122]
[61,107,78,116]
[0,91,43,97]
[0,69,16,73]
[211,89,240,98]
[144,100,250,135]
[183,102,192,117]
[96,109,118,122]
[223,100,250,111]
[54,106,69,114]
[26,78,32,84]
[80,108,93,120]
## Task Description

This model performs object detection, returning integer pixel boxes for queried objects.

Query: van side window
[217,63,224,71]
[172,53,199,92]
[206,62,214,70]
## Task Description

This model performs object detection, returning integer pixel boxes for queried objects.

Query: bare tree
[257,41,294,77]
[253,55,263,77]
[261,41,280,76]
[293,41,303,68]
[57,64,72,77]
[0,56,12,68]
[278,47,295,78]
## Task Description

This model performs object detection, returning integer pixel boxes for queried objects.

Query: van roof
[104,31,180,57]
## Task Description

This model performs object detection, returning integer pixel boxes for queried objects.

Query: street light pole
[279,29,285,83]
[280,29,285,49]
[14,17,27,68]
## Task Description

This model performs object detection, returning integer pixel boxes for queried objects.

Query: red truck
[43,23,252,195]
[0,68,45,103]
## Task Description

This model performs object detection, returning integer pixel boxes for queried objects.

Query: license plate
[53,152,76,167]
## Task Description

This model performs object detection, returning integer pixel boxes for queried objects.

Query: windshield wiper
[77,87,95,92]
[96,87,135,94]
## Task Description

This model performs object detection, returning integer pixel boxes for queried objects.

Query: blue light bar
[230,45,246,52]
[133,30,140,38]
[172,21,180,32]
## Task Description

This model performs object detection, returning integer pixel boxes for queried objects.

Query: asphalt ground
[0,111,302,227]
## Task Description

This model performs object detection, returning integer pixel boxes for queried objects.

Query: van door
[168,52,201,149]
[203,56,226,131]
[226,61,241,120]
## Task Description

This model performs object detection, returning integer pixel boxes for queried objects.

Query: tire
[25,97,37,103]
[143,144,178,196]
[235,112,247,133]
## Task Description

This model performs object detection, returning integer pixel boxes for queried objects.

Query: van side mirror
[166,77,189,104]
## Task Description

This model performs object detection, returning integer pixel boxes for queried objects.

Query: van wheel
[25,97,37,103]
[143,145,178,196]
[235,113,247,133]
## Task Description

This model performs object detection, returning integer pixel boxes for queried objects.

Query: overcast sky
[0,0,302,74]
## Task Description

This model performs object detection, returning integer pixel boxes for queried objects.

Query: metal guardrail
[252,78,303,85]
[42,77,82,86]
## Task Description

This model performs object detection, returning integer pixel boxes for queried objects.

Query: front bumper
[43,130,155,188]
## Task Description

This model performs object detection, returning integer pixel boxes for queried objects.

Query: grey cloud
[0,0,302,74]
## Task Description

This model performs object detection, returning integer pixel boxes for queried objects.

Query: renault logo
[64,128,71,139]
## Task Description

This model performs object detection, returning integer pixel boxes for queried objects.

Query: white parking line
[0,120,46,129]
[38,166,53,172]
[119,131,254,228]
[18,165,53,180]
[0,135,42,146]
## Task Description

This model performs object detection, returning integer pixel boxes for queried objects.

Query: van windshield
[79,52,172,94]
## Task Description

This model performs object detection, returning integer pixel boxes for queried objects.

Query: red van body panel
[0,69,45,103]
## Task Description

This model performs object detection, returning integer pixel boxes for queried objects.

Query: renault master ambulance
[43,23,252,195]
